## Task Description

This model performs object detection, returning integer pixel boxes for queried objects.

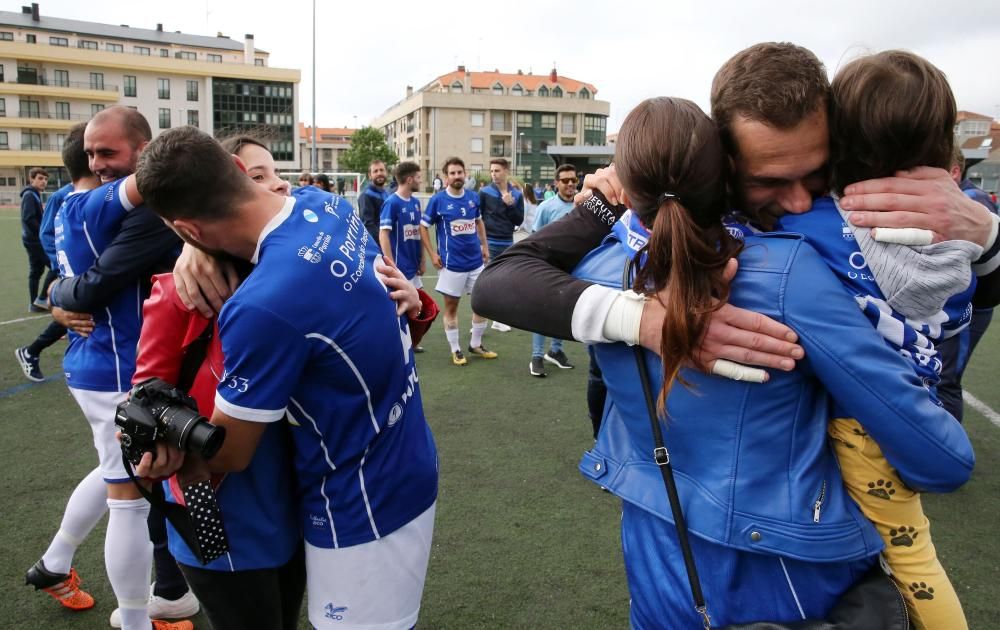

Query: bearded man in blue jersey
[420,157,498,365]
[135,126,439,630]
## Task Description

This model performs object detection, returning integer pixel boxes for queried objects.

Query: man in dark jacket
[20,166,50,311]
[358,159,389,241]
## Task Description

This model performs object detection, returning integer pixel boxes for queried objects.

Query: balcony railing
[490,123,512,132]
[4,76,118,92]
[14,110,91,121]
[489,146,511,158]
[18,143,62,151]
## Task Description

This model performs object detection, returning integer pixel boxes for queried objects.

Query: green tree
[338,126,399,174]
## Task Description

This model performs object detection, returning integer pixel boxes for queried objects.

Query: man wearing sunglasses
[528,164,580,377]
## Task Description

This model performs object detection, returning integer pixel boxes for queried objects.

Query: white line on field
[964,391,1000,429]
[0,314,49,326]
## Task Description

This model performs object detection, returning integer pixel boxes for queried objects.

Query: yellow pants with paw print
[828,418,966,630]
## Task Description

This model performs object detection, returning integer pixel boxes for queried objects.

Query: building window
[539,165,555,180]
[470,111,484,127]
[160,48,169,57]
[56,134,66,147]
[516,113,532,128]
[208,54,222,63]
[135,46,150,56]
[470,138,483,153]
[519,137,533,154]
[540,114,556,129]
[538,85,549,97]
[511,85,523,97]
[187,110,199,127]
[490,111,510,132]
[0,32,12,41]
[553,86,564,98]
[492,83,504,96]
[121,75,136,97]
[26,34,35,44]
[451,80,463,93]
[0,98,5,116]
[49,36,68,46]
[561,115,576,134]
[584,115,606,131]
[561,137,576,146]
[539,140,550,153]
[0,131,8,149]
[490,138,509,157]
[78,39,98,50]
[175,51,196,60]
[579,87,591,99]
[55,102,69,119]
[20,99,40,118]
[22,132,41,150]
[186,80,198,101]
[212,77,295,161]
[91,104,105,115]
[107,43,123,53]
[159,108,171,129]
[158,78,170,99]
[90,72,104,90]
[255,58,265,66]
[53,69,69,87]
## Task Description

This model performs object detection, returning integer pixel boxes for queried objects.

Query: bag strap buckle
[653,446,670,466]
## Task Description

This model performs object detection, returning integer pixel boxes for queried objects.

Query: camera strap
[122,454,230,565]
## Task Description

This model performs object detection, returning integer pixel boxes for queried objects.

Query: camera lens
[160,406,226,459]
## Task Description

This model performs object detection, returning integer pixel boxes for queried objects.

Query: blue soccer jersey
[214,187,438,549]
[379,192,423,279]
[421,189,482,272]
[54,180,141,392]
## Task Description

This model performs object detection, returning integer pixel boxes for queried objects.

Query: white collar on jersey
[251,195,296,264]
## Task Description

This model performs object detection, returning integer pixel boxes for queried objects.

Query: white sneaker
[491,321,512,332]
[109,584,200,627]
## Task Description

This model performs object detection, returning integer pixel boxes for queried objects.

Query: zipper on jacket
[812,481,827,523]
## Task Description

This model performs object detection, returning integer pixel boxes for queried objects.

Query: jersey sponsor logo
[450,218,476,236]
[841,222,855,240]
[402,224,421,241]
[726,225,746,241]
[388,403,404,427]
[324,604,347,621]
[303,209,319,223]
[310,513,328,528]
[298,246,322,263]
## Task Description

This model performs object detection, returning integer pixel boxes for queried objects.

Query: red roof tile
[429,68,597,95]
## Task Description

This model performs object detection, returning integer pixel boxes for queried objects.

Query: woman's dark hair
[523,183,538,205]
[829,50,956,195]
[219,134,269,158]
[616,97,742,411]
[314,173,332,191]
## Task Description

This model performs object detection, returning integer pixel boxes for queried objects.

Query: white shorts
[408,274,423,290]
[69,387,130,483]
[306,502,436,629]
[435,265,484,298]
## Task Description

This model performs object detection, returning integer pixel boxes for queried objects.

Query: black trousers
[587,345,607,440]
[936,307,994,423]
[23,239,50,303]
[179,543,306,630]
[26,319,68,358]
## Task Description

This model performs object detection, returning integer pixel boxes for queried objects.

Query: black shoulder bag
[623,255,908,629]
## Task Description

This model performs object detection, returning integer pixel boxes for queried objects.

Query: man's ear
[232,154,248,174]
[172,218,202,244]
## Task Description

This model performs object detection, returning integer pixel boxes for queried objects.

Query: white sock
[41,467,108,575]
[445,327,460,353]
[106,498,152,630]
[470,321,487,348]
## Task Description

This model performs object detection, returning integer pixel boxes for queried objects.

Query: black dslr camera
[115,377,226,466]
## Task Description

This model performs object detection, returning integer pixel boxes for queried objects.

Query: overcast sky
[35,0,1000,132]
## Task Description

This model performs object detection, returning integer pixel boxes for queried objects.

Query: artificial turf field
[0,205,997,629]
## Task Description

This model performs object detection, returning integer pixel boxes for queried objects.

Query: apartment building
[298,123,355,173]
[0,3,299,200]
[371,66,610,183]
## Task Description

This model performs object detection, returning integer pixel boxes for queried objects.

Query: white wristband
[602,290,647,346]
[710,359,767,383]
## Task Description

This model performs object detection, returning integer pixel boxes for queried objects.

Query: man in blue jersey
[528,164,579,377]
[25,108,194,630]
[379,161,425,289]
[134,126,439,630]
[420,157,497,365]
[15,165,74,381]
[479,158,523,332]
[358,159,390,242]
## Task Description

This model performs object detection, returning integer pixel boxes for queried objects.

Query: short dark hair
[136,126,254,222]
[28,167,49,179]
[91,105,152,149]
[314,173,331,191]
[219,134,268,158]
[555,164,577,178]
[299,171,313,183]
[442,157,465,174]
[61,123,91,181]
[394,161,420,183]
[829,50,956,195]
[711,42,829,156]
[489,157,510,170]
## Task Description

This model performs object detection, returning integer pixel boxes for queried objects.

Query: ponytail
[634,199,741,414]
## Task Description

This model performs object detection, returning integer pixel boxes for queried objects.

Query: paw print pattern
[889,526,919,547]
[852,427,868,437]
[866,479,896,500]
[909,582,934,600]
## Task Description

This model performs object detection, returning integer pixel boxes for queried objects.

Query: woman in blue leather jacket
[573,97,974,628]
